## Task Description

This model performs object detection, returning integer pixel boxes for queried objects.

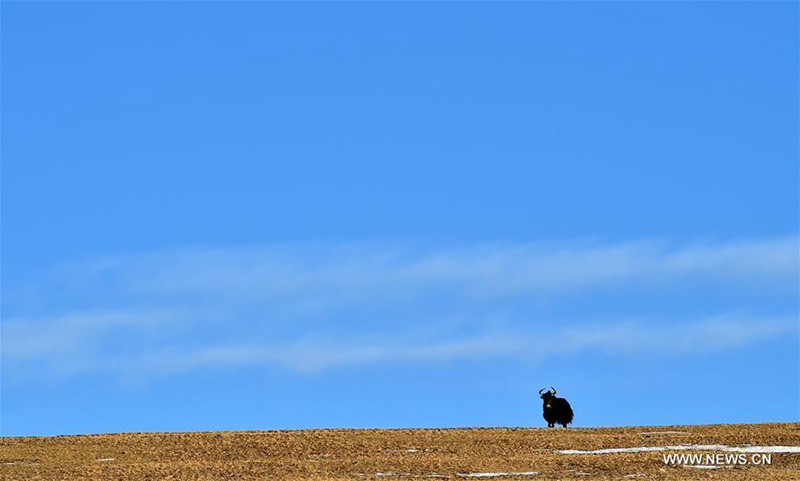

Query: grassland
[1,423,798,480]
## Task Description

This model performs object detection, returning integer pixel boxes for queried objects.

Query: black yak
[539,387,573,428]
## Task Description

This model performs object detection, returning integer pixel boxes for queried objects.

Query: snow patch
[358,473,450,478]
[390,448,433,453]
[1,460,39,466]
[639,431,688,435]
[97,458,115,462]
[458,472,539,477]
[730,446,800,453]
[558,444,800,454]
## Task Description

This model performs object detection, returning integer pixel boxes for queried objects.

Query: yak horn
[550,386,556,395]
[538,388,546,395]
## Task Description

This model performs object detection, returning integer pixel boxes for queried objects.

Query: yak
[539,387,573,428]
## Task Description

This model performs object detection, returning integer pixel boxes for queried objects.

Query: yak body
[540,389,573,428]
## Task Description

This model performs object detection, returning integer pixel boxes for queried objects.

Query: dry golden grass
[1,423,798,480]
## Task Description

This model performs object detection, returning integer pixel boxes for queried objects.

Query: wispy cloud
[141,315,796,374]
[2,235,797,380]
[21,235,794,315]
[92,236,796,295]
[5,313,795,376]
[2,309,191,376]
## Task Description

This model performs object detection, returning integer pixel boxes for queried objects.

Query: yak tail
[563,401,574,425]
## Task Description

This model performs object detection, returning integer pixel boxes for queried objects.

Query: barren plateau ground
[1,423,798,480]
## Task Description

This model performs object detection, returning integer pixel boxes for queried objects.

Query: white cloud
[2,309,186,361]
[3,235,796,379]
[60,235,797,303]
[5,312,794,377]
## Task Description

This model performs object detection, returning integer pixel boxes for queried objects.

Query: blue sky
[1,2,797,436]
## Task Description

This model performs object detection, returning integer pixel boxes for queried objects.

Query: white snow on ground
[725,446,800,453]
[457,472,539,477]
[558,444,800,454]
[360,473,448,478]
[639,431,688,435]
[357,472,543,479]
[97,458,115,462]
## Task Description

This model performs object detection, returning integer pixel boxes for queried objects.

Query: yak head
[538,387,557,403]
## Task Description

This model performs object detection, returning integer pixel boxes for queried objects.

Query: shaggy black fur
[539,387,573,428]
